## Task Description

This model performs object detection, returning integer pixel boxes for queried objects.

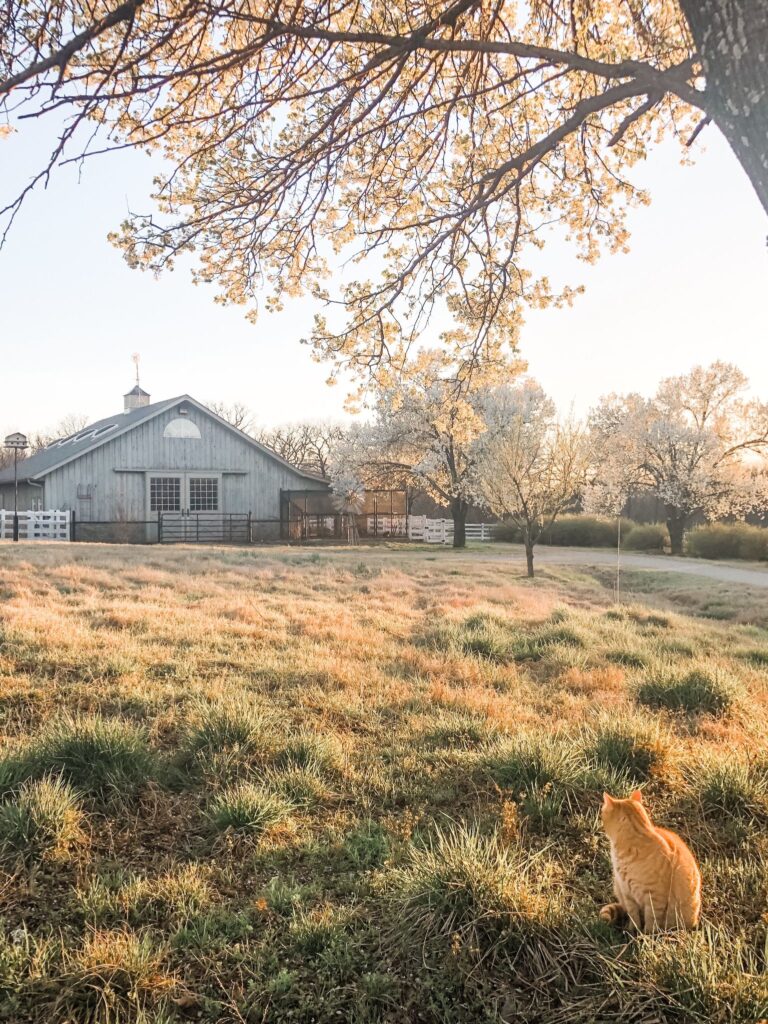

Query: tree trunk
[680,0,768,215]
[451,498,467,548]
[666,512,686,556]
[524,536,535,578]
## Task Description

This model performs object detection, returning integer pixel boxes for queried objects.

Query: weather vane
[131,352,141,388]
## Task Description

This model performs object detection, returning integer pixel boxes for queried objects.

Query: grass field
[0,542,766,1023]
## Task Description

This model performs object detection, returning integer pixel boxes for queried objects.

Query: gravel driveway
[474,544,768,588]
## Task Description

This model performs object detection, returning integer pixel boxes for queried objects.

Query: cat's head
[601,790,649,833]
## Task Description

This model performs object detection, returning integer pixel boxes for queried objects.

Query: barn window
[163,418,201,439]
[189,477,219,512]
[150,477,181,512]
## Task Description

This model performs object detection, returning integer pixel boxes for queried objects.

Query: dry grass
[0,541,766,1022]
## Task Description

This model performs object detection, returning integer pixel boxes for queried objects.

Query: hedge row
[493,516,768,560]
[494,515,667,551]
[686,523,768,561]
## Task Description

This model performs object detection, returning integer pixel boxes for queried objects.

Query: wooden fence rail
[0,510,71,541]
[407,516,496,544]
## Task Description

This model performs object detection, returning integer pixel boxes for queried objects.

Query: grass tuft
[0,776,87,866]
[587,721,671,784]
[386,825,560,957]
[17,716,155,803]
[207,782,293,837]
[635,667,738,715]
[694,759,768,823]
[56,929,175,1023]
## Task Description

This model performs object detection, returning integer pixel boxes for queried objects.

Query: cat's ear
[602,792,614,806]
[630,790,643,803]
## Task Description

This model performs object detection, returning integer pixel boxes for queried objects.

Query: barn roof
[0,395,329,487]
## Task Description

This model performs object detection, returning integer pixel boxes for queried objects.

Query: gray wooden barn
[0,387,329,542]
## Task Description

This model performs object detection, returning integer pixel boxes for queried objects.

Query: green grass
[0,543,766,1023]
[1,716,156,803]
[386,824,560,955]
[0,776,87,866]
[207,782,293,837]
[587,720,671,784]
[635,667,739,716]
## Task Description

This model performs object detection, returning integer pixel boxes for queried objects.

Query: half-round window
[163,417,201,439]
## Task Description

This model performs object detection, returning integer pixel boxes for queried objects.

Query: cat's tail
[599,902,628,926]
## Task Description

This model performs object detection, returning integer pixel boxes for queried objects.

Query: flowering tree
[475,382,590,576]
[2,2,767,376]
[332,351,517,547]
[330,471,366,543]
[588,363,768,554]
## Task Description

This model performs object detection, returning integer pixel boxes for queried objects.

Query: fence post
[70,509,77,542]
[158,512,163,544]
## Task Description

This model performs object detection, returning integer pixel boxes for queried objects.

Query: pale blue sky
[0,115,766,439]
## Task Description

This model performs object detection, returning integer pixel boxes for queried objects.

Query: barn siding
[0,482,43,511]
[40,401,325,533]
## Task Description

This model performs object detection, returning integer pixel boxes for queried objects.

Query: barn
[0,387,330,542]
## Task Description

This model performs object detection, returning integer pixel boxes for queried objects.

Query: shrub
[545,515,634,548]
[19,717,155,803]
[494,515,635,548]
[207,783,292,837]
[0,777,87,866]
[587,722,671,784]
[636,668,738,716]
[385,825,559,956]
[686,523,768,561]
[622,523,669,551]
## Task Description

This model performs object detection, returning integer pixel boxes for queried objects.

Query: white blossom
[588,362,768,550]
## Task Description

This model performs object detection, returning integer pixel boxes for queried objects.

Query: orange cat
[600,790,701,932]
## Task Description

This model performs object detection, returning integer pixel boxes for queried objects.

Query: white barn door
[147,474,222,542]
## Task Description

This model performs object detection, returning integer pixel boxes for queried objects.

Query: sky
[0,111,766,439]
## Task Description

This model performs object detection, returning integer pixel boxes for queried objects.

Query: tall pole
[616,514,621,604]
[13,447,18,542]
[4,433,29,543]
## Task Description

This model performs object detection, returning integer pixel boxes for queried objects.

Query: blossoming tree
[2,2,767,376]
[474,381,590,576]
[588,363,768,554]
[332,351,518,547]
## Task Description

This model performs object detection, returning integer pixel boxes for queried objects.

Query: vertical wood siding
[41,402,326,522]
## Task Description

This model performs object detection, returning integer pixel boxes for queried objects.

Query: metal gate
[158,513,251,544]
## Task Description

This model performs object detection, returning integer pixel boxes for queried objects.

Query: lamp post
[3,432,29,542]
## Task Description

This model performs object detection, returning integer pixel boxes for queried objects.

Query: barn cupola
[124,384,150,412]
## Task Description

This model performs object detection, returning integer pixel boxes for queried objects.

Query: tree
[0,413,89,469]
[2,3,766,376]
[206,401,255,435]
[334,351,514,547]
[588,362,768,555]
[254,422,345,478]
[475,382,589,576]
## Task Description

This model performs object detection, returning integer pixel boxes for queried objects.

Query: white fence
[0,510,71,541]
[407,516,496,544]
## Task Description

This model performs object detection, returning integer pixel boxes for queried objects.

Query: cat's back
[655,826,700,875]
[655,825,701,925]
